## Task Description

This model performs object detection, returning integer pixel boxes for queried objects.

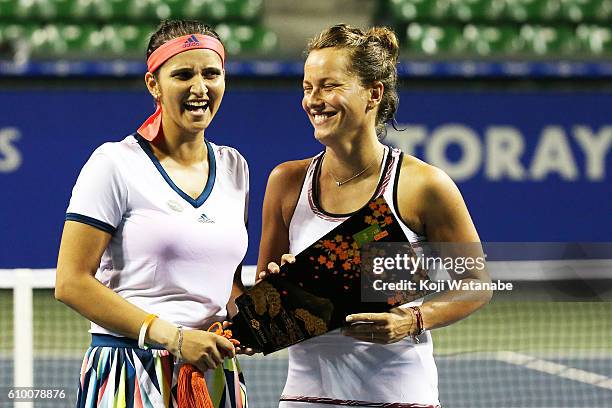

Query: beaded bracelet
[176,325,184,361]
[137,313,158,349]
[409,306,424,343]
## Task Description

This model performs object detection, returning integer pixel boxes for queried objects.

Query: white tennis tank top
[281,146,440,407]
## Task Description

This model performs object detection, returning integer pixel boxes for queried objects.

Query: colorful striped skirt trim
[76,334,248,408]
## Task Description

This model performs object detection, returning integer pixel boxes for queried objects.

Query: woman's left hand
[257,253,296,282]
[342,308,416,344]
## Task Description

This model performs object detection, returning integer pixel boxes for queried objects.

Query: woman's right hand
[257,253,296,282]
[178,329,236,371]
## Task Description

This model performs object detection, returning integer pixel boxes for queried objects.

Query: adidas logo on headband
[183,34,201,48]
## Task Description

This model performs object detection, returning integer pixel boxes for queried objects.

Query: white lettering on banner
[0,128,22,173]
[530,126,578,181]
[387,124,611,182]
[486,126,526,180]
[573,126,612,181]
[426,125,481,181]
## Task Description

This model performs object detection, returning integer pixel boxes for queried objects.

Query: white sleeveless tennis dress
[279,146,440,408]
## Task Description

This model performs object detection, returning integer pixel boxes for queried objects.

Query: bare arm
[415,166,492,331]
[345,161,491,343]
[56,221,235,369]
[227,265,246,318]
[55,222,163,341]
[256,161,308,276]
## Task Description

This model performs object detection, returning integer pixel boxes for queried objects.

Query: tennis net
[0,261,610,408]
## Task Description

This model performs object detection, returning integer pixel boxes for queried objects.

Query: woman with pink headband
[56,20,249,407]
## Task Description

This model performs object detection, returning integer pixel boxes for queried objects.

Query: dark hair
[307,24,400,137]
[146,19,223,71]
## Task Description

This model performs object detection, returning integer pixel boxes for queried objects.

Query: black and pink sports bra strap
[374,146,400,198]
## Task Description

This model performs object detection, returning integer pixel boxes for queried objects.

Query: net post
[13,268,34,407]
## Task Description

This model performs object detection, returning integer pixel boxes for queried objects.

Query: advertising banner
[1,90,610,267]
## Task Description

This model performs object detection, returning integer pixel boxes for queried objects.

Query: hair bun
[307,24,400,137]
[366,27,400,61]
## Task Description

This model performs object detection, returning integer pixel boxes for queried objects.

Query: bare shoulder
[398,154,477,241]
[264,158,313,226]
[396,154,465,236]
[268,158,312,187]
[399,154,459,199]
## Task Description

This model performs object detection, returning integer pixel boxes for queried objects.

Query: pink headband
[138,34,226,141]
[147,34,225,72]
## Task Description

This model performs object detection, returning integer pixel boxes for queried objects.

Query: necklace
[327,155,380,187]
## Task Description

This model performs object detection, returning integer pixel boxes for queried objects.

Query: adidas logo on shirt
[198,213,214,223]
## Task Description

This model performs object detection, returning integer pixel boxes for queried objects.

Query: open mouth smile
[184,100,209,114]
[312,111,337,125]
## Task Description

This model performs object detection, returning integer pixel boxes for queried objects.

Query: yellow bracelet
[138,314,158,349]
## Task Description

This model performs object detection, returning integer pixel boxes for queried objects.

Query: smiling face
[302,47,376,144]
[147,48,225,137]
